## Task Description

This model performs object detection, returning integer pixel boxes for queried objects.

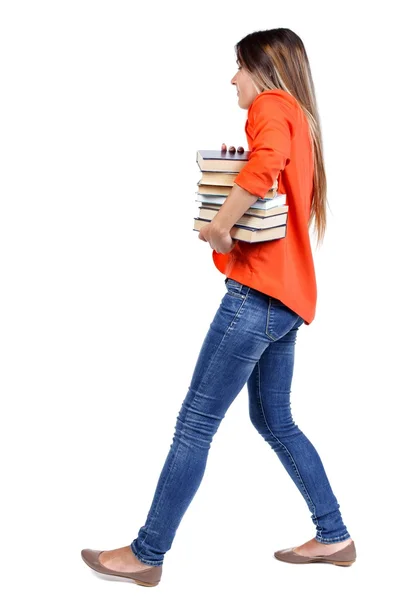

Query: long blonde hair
[236,28,328,248]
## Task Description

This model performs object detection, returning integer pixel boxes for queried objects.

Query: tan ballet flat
[81,548,163,586]
[274,540,356,567]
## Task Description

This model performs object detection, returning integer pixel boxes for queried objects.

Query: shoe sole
[274,555,356,567]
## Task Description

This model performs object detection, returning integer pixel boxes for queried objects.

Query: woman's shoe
[81,548,163,586]
[274,540,356,567]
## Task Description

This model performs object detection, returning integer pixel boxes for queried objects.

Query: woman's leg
[129,279,303,566]
[247,324,351,545]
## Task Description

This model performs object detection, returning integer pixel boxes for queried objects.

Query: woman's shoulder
[248,88,300,120]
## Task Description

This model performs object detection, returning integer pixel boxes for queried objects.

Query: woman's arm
[210,183,258,233]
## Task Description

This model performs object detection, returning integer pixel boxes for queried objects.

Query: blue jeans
[131,278,351,566]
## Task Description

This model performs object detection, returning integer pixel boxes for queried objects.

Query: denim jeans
[131,277,351,566]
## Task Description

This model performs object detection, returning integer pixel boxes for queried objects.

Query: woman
[81,27,356,587]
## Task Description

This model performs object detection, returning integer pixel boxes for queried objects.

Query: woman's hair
[235,28,328,248]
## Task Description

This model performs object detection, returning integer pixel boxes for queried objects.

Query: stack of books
[192,149,288,243]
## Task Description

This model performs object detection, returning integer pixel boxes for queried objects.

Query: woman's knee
[249,400,300,443]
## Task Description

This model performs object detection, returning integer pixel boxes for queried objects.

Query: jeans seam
[131,540,163,566]
[138,439,184,561]
[256,364,320,532]
[227,291,247,299]
[265,299,302,341]
[225,280,247,300]
[265,298,277,341]
[315,532,351,543]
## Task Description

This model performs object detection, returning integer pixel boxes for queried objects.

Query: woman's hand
[198,222,236,254]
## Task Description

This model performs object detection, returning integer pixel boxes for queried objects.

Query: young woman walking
[81,27,356,587]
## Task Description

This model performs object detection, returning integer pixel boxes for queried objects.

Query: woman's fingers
[221,143,245,153]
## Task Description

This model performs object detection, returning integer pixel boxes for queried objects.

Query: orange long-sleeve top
[212,88,317,325]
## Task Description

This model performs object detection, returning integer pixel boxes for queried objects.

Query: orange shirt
[212,89,317,325]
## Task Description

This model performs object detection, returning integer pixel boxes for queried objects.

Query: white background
[1,1,395,598]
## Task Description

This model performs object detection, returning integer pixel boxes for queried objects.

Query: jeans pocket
[265,296,302,341]
[224,277,250,299]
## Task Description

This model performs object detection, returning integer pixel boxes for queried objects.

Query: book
[196,149,251,173]
[198,206,288,229]
[197,182,279,198]
[193,218,287,243]
[197,171,278,194]
[199,201,288,218]
[199,171,247,186]
[197,193,287,211]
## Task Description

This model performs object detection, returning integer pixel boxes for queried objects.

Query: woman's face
[231,63,259,109]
